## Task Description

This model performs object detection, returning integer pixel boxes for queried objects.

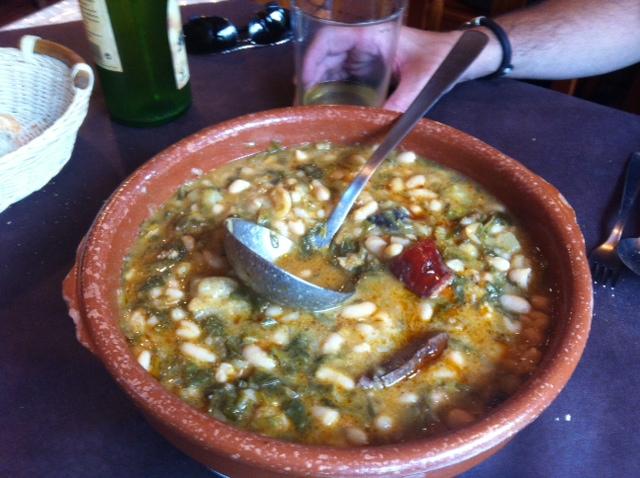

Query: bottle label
[79,0,123,72]
[167,0,190,90]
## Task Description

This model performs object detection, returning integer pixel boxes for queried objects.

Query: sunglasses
[184,2,291,54]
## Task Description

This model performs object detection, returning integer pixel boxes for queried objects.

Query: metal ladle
[224,30,488,311]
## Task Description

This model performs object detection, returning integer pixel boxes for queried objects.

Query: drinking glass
[292,0,406,107]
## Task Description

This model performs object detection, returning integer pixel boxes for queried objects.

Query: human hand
[301,25,499,111]
[384,27,463,111]
[385,26,501,112]
[301,23,398,98]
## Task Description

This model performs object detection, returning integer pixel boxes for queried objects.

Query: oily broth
[276,249,354,291]
[119,143,553,446]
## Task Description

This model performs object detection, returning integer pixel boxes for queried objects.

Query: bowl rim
[69,105,593,476]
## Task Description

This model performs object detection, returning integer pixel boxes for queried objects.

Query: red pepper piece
[389,239,453,297]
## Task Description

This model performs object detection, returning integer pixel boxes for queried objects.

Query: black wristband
[462,16,513,79]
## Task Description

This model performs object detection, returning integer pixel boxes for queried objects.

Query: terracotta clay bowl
[63,106,592,478]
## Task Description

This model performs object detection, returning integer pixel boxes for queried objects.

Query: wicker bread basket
[0,36,94,213]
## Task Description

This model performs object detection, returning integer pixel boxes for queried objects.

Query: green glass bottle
[79,0,191,127]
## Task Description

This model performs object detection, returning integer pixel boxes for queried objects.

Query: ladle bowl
[224,218,354,310]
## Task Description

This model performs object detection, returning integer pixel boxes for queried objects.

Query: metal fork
[589,152,640,287]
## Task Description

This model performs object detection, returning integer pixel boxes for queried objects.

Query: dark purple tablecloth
[1,2,639,477]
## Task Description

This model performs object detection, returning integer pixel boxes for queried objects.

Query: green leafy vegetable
[284,398,310,432]
[330,238,359,256]
[202,316,226,336]
[299,164,324,179]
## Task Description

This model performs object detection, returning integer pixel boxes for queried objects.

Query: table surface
[2,2,640,477]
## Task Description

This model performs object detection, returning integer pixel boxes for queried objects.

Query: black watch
[462,16,513,79]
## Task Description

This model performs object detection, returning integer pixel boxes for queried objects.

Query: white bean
[272,220,290,237]
[405,174,426,189]
[459,242,478,258]
[390,236,411,246]
[271,327,290,346]
[290,190,302,203]
[228,179,251,194]
[170,308,187,321]
[137,350,152,370]
[311,179,331,201]
[353,201,378,223]
[288,219,306,236]
[353,343,371,353]
[295,149,309,162]
[315,366,355,390]
[488,222,505,234]
[509,267,532,289]
[212,203,225,215]
[503,316,522,333]
[215,362,235,383]
[196,277,238,300]
[390,177,404,192]
[243,344,277,370]
[180,343,217,363]
[356,323,377,339]
[383,243,404,258]
[488,256,511,272]
[396,151,416,164]
[399,392,419,404]
[312,406,340,427]
[409,188,438,199]
[464,223,481,243]
[202,189,222,206]
[264,305,283,317]
[322,333,344,354]
[446,259,465,272]
[130,309,146,332]
[365,236,387,257]
[374,415,394,432]
[281,311,300,322]
[429,199,444,212]
[448,350,465,366]
[165,288,184,301]
[176,320,201,339]
[419,300,434,321]
[500,294,532,314]
[341,301,377,319]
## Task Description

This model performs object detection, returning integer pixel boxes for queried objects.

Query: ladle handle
[312,30,489,249]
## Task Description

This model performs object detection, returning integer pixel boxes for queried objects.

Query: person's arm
[385,0,640,111]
